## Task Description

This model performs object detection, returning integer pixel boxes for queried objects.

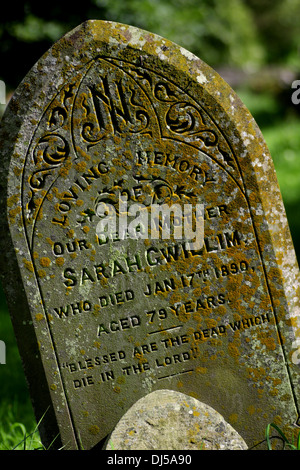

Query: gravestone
[0,340,5,364]
[0,20,300,450]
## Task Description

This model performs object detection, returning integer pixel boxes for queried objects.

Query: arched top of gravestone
[1,20,296,244]
[0,20,299,450]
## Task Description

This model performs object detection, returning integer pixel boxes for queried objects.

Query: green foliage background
[1,0,300,89]
[0,0,300,449]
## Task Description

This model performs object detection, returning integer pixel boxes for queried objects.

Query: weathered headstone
[0,340,5,364]
[0,20,300,450]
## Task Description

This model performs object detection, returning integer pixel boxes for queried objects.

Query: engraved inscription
[16,52,292,449]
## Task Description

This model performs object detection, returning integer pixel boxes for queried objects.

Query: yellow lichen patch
[58,159,72,178]
[88,425,100,435]
[74,145,91,162]
[13,167,22,177]
[9,206,21,221]
[38,269,46,278]
[247,405,256,416]
[55,257,65,267]
[287,316,299,328]
[117,376,126,385]
[36,207,43,220]
[257,389,264,399]
[247,366,266,383]
[67,229,75,238]
[262,336,276,351]
[272,415,282,427]
[23,259,34,272]
[100,277,108,286]
[46,237,54,246]
[35,313,44,322]
[93,304,101,317]
[229,413,238,425]
[75,161,87,172]
[134,352,148,365]
[228,342,240,359]
[205,318,218,329]
[7,194,19,207]
[40,257,51,267]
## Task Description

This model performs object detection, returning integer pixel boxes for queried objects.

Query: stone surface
[0,20,300,450]
[105,390,248,450]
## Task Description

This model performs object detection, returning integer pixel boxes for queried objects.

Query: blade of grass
[265,423,298,450]
[297,429,300,450]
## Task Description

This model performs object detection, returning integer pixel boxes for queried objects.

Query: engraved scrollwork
[24,77,79,238]
[33,134,69,166]
[166,102,202,133]
[47,107,67,131]
[154,82,177,102]
[130,67,153,88]
[153,81,219,146]
[81,121,102,144]
[28,134,69,202]
[134,176,196,205]
[129,86,150,133]
[29,169,52,191]
[165,101,218,147]
[27,83,74,203]
[46,84,75,131]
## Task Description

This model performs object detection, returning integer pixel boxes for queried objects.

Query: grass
[265,423,300,451]
[0,89,300,450]
[0,403,43,450]
[0,289,42,450]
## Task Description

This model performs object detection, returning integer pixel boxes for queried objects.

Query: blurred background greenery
[0,0,299,449]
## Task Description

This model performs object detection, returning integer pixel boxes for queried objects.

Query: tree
[1,0,299,90]
[0,0,263,89]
